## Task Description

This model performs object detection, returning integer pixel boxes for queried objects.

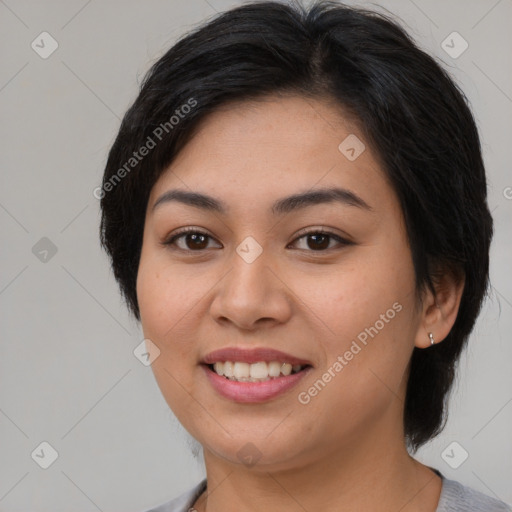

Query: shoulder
[139,475,512,512]
[142,479,207,512]
[437,476,512,512]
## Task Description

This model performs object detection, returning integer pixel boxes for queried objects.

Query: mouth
[200,362,313,403]
[200,347,313,403]
[199,347,314,403]
[202,361,312,383]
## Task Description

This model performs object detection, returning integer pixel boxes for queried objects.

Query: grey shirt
[145,471,512,512]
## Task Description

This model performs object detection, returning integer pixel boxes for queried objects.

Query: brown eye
[164,229,222,251]
[290,230,350,252]
[182,232,209,250]
[163,228,350,254]
[305,233,330,250]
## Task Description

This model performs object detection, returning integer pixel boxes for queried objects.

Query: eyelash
[162,226,352,253]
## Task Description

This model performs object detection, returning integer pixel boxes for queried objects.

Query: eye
[163,228,222,251]
[288,229,352,251]
[162,227,352,253]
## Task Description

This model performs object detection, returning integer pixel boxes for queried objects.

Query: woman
[99,1,510,510]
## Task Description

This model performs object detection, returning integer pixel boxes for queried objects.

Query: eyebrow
[152,186,372,215]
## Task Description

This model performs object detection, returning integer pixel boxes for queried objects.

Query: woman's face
[136,95,424,470]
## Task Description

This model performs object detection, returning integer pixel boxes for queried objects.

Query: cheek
[137,263,171,336]
[136,251,227,376]
[137,250,201,336]
[301,253,414,347]
[136,257,203,412]
[297,246,416,405]
[136,253,195,375]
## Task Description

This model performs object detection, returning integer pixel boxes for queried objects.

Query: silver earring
[429,332,435,345]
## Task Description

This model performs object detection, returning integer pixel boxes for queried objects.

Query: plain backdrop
[0,0,511,510]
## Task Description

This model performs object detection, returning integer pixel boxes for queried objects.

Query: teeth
[281,363,292,376]
[211,361,305,381]
[223,361,234,377]
[233,361,249,379]
[268,361,281,377]
[250,361,268,379]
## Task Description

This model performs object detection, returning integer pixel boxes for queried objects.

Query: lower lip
[201,364,313,403]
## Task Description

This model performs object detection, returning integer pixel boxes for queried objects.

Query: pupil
[187,233,207,249]
[308,234,329,250]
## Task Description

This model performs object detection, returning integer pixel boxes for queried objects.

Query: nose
[209,246,293,331]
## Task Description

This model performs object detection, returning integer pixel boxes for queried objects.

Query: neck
[193,419,441,512]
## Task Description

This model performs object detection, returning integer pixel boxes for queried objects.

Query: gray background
[0,0,511,510]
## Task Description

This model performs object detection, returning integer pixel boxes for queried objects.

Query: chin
[200,430,311,471]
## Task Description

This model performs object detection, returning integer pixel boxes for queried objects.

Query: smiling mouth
[204,361,312,383]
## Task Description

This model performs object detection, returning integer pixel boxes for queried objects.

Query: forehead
[149,95,393,213]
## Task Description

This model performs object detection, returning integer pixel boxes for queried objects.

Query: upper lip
[201,347,313,366]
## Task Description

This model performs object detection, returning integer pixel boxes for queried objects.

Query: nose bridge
[226,240,272,307]
[210,237,291,328]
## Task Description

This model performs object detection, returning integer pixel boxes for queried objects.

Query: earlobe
[414,270,465,349]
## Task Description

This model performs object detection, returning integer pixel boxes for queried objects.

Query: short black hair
[99,0,493,452]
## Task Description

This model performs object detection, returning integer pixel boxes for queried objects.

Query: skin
[136,94,464,511]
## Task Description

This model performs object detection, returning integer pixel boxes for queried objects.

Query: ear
[414,268,465,349]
